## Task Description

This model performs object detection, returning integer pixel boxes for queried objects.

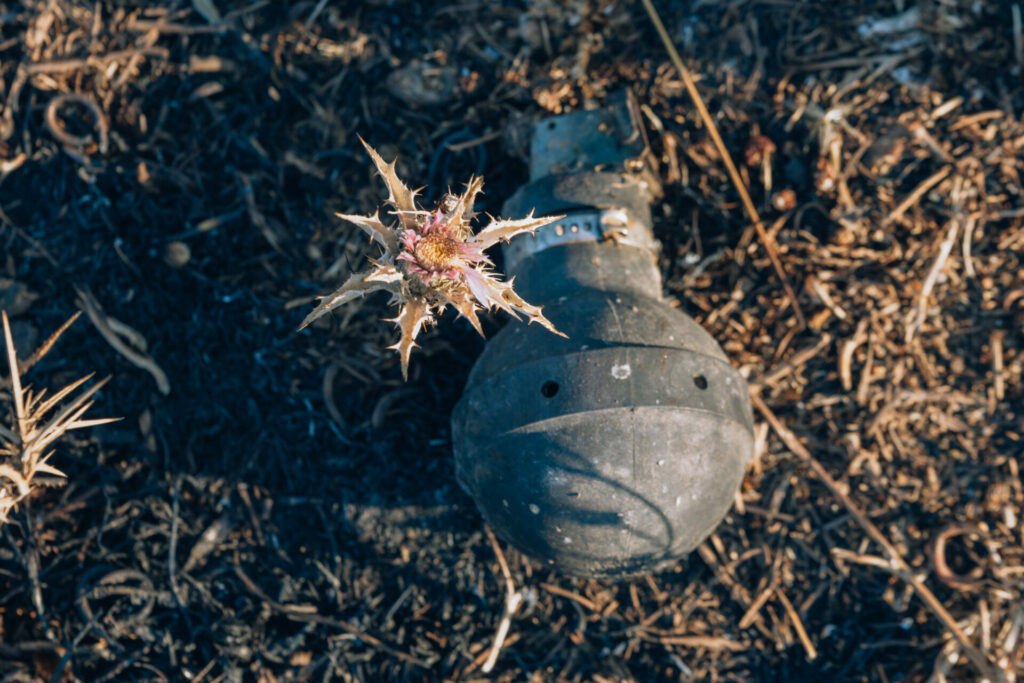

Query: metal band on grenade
[503,208,659,275]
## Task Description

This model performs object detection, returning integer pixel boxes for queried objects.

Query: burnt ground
[0,0,1022,681]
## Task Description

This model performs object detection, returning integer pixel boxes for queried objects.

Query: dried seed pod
[814,157,836,193]
[164,241,191,268]
[771,189,797,211]
[744,134,776,168]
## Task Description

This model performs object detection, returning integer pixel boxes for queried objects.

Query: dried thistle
[0,312,116,525]
[301,138,566,379]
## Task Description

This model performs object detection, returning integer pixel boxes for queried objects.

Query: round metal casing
[452,285,754,578]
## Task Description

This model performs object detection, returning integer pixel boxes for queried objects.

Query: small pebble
[164,241,191,268]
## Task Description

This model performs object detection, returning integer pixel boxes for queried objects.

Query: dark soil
[0,1,1021,681]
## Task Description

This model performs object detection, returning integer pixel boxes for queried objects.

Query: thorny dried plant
[0,312,115,525]
[301,139,566,379]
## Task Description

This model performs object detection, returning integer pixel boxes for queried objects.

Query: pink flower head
[397,208,495,307]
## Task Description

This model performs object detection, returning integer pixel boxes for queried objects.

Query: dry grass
[0,311,115,525]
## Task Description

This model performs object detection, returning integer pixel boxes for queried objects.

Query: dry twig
[481,526,525,674]
[640,0,806,328]
[75,287,171,395]
[751,392,1005,681]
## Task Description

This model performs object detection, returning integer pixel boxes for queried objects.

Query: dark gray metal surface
[451,92,754,578]
[502,90,662,272]
[527,90,658,183]
[452,261,754,577]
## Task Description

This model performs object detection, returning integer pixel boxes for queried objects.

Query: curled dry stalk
[0,311,116,525]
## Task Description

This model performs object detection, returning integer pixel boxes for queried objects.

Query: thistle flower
[301,138,565,379]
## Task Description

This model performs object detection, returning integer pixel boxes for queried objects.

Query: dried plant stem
[25,524,50,638]
[698,542,773,639]
[75,287,170,395]
[991,330,1006,401]
[482,526,524,674]
[3,513,55,641]
[962,213,979,278]
[750,392,1003,681]
[232,555,430,668]
[640,0,806,329]
[776,586,817,661]
[168,476,190,625]
[906,217,960,344]
[749,333,832,392]
[883,165,951,226]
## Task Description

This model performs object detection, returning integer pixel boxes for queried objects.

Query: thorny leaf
[30,374,92,418]
[473,212,554,250]
[32,461,64,478]
[304,142,565,379]
[359,136,420,230]
[449,290,484,337]
[385,297,430,381]
[337,210,399,254]
[487,278,567,338]
[300,265,403,330]
[445,175,484,233]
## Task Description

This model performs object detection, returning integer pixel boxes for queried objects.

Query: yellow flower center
[413,233,459,272]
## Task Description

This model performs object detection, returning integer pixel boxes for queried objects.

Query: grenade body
[452,92,754,578]
[452,241,754,578]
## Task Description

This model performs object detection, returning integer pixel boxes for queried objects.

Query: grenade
[452,93,754,578]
